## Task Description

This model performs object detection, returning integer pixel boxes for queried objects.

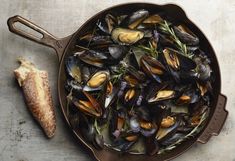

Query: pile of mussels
[65,9,213,155]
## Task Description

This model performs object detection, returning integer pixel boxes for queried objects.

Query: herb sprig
[138,40,158,58]
[159,20,189,57]
[110,62,127,84]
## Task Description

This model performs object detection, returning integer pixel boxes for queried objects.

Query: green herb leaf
[159,20,191,58]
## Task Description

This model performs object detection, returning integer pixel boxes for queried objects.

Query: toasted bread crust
[22,71,56,138]
[14,58,56,138]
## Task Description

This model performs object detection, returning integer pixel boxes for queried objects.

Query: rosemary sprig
[158,109,209,154]
[110,63,127,84]
[87,24,97,48]
[137,41,158,59]
[159,20,188,57]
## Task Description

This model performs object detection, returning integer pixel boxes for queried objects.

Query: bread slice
[14,58,56,138]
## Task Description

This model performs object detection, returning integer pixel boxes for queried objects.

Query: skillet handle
[197,94,228,144]
[7,15,71,61]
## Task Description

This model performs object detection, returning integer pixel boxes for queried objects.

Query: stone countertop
[0,0,234,161]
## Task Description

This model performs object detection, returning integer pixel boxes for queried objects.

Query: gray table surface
[0,0,234,161]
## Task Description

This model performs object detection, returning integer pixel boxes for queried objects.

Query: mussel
[124,88,136,102]
[156,117,180,141]
[160,116,176,128]
[111,28,144,45]
[140,120,157,137]
[194,55,212,82]
[110,109,127,139]
[163,48,196,71]
[140,55,166,83]
[72,91,102,117]
[176,88,200,105]
[65,56,82,83]
[143,14,163,24]
[105,14,118,33]
[126,65,146,83]
[148,89,176,103]
[121,9,149,29]
[104,81,118,108]
[76,50,108,68]
[112,133,139,152]
[81,66,91,82]
[83,70,110,91]
[173,25,199,46]
[97,14,118,34]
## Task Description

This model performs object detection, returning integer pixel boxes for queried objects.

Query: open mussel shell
[197,81,212,96]
[72,91,102,117]
[156,117,180,141]
[111,131,139,152]
[121,9,149,29]
[109,108,127,139]
[111,28,144,45]
[176,88,200,105]
[163,48,196,71]
[96,14,118,34]
[140,55,166,83]
[160,116,176,128]
[125,65,146,83]
[173,25,199,46]
[112,137,138,152]
[140,121,158,137]
[105,14,118,34]
[143,14,163,24]
[83,70,110,92]
[65,55,82,83]
[148,89,176,103]
[76,50,108,68]
[123,88,137,103]
[99,81,119,109]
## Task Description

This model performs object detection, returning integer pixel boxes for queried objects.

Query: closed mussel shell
[121,9,149,29]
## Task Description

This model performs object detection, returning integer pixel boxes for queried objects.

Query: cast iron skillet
[7,3,228,161]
